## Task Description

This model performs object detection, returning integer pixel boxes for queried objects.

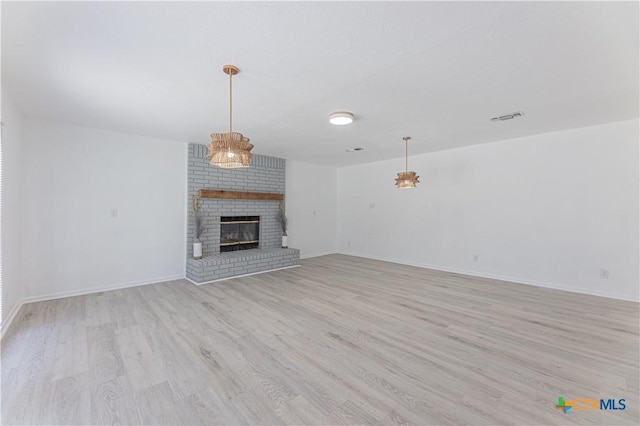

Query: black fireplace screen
[220,216,259,252]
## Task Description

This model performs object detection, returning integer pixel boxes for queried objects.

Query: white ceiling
[2,1,638,167]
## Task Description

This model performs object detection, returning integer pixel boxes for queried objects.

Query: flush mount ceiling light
[207,64,254,168]
[329,111,354,125]
[395,136,420,189]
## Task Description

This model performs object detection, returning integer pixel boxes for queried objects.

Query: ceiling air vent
[490,111,525,122]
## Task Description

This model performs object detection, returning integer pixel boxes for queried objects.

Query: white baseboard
[1,300,25,340]
[20,274,186,304]
[186,265,300,286]
[339,251,639,303]
[0,274,185,341]
[300,251,337,260]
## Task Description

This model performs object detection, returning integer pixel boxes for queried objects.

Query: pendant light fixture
[206,64,254,168]
[395,136,420,189]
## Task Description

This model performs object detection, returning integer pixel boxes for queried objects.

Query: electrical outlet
[473,255,479,262]
[347,241,351,247]
[600,269,609,279]
[110,208,118,218]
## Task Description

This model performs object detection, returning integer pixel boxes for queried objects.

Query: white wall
[1,90,26,328]
[338,120,639,301]
[286,160,337,258]
[4,112,636,315]
[21,119,187,300]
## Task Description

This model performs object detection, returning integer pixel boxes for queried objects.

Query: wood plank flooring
[2,254,638,425]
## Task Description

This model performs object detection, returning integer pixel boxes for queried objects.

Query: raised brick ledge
[186,248,300,283]
[187,248,299,267]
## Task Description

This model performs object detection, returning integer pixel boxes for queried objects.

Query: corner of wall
[1,89,26,332]
[285,160,339,258]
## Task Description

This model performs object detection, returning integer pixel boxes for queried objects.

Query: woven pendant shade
[395,171,420,189]
[207,132,254,168]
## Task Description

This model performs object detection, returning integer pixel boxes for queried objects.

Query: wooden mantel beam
[198,189,284,201]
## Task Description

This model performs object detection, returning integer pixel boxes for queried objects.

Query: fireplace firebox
[220,216,259,252]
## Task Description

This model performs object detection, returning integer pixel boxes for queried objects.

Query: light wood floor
[2,254,638,425]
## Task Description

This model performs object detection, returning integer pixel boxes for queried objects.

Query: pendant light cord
[405,138,408,172]
[229,71,233,134]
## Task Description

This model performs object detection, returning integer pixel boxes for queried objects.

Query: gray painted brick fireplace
[186,144,299,283]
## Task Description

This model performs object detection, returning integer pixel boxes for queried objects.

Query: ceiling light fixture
[329,111,354,125]
[207,64,254,168]
[395,136,420,189]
